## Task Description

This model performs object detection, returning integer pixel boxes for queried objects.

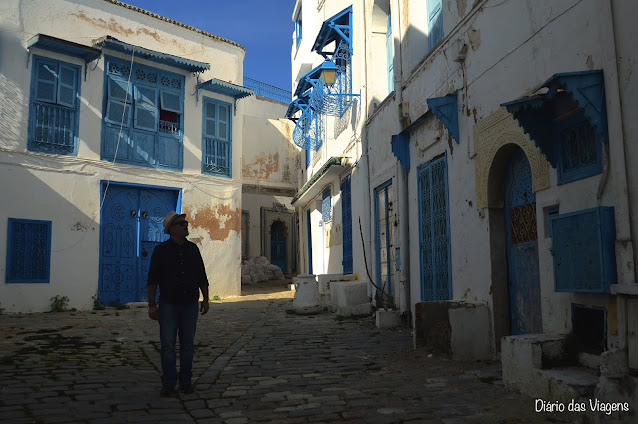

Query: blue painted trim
[391,132,410,171]
[28,55,81,156]
[502,70,608,168]
[426,93,459,144]
[201,96,233,178]
[197,78,254,100]
[95,36,209,72]
[312,6,353,53]
[6,218,52,283]
[340,174,353,275]
[27,34,101,63]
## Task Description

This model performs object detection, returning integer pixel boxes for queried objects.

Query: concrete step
[538,367,599,401]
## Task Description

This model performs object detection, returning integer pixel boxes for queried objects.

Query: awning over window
[27,34,102,62]
[291,157,349,206]
[501,70,607,167]
[391,132,410,172]
[312,6,352,53]
[197,78,254,99]
[426,93,459,144]
[294,65,324,98]
[286,94,310,122]
[93,36,210,72]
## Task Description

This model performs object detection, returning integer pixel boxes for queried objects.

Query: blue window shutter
[341,175,353,274]
[57,64,77,108]
[427,0,443,50]
[108,77,131,103]
[386,12,394,93]
[204,102,216,137]
[105,76,132,126]
[160,90,183,114]
[218,104,229,141]
[134,85,158,132]
[6,218,52,283]
[34,61,57,103]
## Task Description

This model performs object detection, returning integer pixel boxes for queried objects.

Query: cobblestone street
[0,282,586,423]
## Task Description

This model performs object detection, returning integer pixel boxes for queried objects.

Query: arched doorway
[270,220,287,273]
[504,147,542,334]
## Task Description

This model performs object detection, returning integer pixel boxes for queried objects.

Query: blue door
[341,175,353,274]
[504,148,542,334]
[99,183,179,305]
[375,181,393,302]
[418,155,451,301]
[270,220,287,273]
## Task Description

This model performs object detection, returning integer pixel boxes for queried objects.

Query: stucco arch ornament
[473,108,549,209]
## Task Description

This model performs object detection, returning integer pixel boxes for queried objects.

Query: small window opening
[571,304,606,355]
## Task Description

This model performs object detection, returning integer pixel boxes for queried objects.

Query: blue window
[386,11,394,93]
[6,218,52,283]
[102,57,184,170]
[418,154,451,301]
[555,112,602,185]
[28,56,81,155]
[202,98,232,177]
[295,18,303,49]
[427,0,443,50]
[341,175,353,274]
[322,187,332,222]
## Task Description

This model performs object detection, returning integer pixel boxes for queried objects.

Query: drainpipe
[604,0,636,352]
[390,0,410,317]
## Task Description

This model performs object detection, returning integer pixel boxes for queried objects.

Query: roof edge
[103,0,245,53]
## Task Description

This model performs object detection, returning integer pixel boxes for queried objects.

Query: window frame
[28,55,81,156]
[101,56,185,171]
[201,96,233,178]
[322,186,332,222]
[6,218,52,284]
[427,0,444,51]
[554,111,603,185]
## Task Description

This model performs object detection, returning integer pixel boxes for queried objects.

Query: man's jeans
[158,302,198,388]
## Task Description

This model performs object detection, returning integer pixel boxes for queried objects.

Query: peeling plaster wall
[363,0,634,352]
[0,0,246,312]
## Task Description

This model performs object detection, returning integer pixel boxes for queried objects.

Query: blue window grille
[427,0,444,50]
[555,112,602,185]
[418,154,451,301]
[202,98,232,177]
[386,11,394,93]
[375,180,394,300]
[6,218,52,283]
[28,56,81,155]
[341,175,353,274]
[102,57,184,171]
[322,187,332,222]
[291,102,324,152]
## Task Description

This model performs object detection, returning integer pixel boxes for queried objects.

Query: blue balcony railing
[243,77,291,104]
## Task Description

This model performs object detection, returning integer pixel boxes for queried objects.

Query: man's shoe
[160,385,176,397]
[179,383,194,394]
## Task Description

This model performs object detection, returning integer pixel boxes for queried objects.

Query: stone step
[537,367,599,401]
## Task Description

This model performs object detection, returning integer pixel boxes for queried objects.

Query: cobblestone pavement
[0,281,586,424]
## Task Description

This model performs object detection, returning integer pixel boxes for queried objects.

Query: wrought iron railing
[203,136,230,176]
[32,102,75,152]
[159,120,180,135]
[243,77,291,104]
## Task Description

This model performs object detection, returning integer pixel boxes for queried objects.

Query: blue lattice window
[295,15,303,49]
[202,98,232,177]
[28,56,80,155]
[6,218,52,283]
[102,57,184,170]
[427,0,443,50]
[555,112,602,185]
[418,154,451,301]
[322,187,332,222]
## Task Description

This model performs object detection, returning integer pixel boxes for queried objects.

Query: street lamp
[319,59,338,87]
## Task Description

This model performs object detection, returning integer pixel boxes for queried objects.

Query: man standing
[147,211,209,397]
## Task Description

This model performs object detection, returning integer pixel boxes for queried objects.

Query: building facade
[0,0,294,312]
[289,0,637,409]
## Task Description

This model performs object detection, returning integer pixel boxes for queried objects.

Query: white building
[289,0,637,411]
[0,0,296,312]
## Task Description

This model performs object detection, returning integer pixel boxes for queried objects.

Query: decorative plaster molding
[474,108,549,209]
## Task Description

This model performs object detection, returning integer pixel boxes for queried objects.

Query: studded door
[99,184,178,305]
[504,148,542,334]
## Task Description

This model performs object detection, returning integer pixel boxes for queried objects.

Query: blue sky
[126,0,297,92]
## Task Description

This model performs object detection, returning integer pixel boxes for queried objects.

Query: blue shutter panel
[386,12,394,93]
[218,104,229,141]
[160,90,183,114]
[34,61,57,103]
[134,85,158,132]
[57,64,77,108]
[341,175,353,274]
[204,102,216,137]
[427,0,443,50]
[7,219,52,283]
